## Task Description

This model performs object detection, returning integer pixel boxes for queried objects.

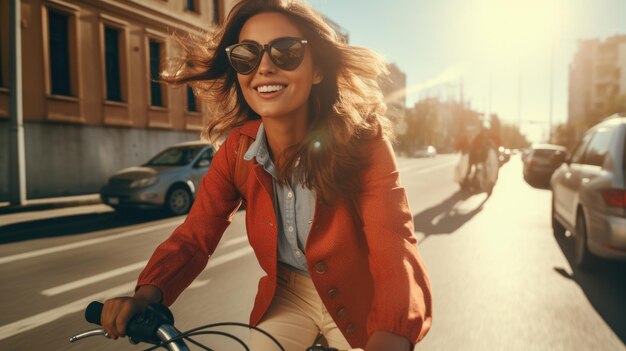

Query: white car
[413,145,437,158]
[550,114,626,269]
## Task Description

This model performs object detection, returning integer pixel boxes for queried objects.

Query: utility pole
[488,74,493,121]
[517,70,523,129]
[9,0,27,206]
[548,41,554,143]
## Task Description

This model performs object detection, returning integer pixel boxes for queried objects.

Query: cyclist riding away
[463,122,501,189]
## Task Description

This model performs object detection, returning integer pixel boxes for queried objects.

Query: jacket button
[327,288,338,298]
[337,307,347,319]
[315,261,327,274]
[346,323,356,334]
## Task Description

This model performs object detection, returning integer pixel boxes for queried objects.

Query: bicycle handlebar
[71,301,189,351]
[70,301,338,351]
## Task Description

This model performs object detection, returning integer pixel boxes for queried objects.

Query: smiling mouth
[256,84,287,93]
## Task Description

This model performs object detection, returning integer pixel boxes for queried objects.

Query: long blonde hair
[163,0,393,204]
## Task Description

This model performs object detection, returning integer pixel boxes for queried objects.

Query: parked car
[100,141,214,215]
[551,114,626,269]
[414,145,437,158]
[523,144,568,187]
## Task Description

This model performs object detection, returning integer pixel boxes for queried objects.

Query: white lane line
[41,236,248,296]
[40,237,250,297]
[218,235,248,250]
[0,281,136,342]
[41,261,149,296]
[1,246,253,341]
[0,220,181,265]
[207,246,253,268]
[399,160,458,175]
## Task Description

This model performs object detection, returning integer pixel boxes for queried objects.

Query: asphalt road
[0,154,624,351]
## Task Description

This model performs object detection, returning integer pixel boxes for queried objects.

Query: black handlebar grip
[85,301,104,325]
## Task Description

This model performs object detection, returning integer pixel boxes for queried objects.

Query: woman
[101,1,432,350]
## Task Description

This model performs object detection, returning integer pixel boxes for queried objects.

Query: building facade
[0,0,378,201]
[1,0,230,200]
[380,63,407,135]
[568,35,626,127]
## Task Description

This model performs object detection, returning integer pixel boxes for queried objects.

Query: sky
[308,0,626,142]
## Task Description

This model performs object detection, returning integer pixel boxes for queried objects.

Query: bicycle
[458,146,499,195]
[70,301,339,351]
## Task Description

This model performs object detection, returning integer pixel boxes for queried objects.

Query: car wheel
[551,194,566,236]
[165,185,192,215]
[575,211,596,270]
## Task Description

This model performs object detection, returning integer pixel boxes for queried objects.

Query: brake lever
[69,328,109,342]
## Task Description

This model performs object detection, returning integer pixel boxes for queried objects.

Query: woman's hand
[100,285,163,339]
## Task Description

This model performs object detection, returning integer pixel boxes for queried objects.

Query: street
[0,154,624,350]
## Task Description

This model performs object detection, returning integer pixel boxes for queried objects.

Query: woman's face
[236,12,322,122]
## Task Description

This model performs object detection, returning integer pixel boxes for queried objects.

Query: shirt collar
[243,122,277,177]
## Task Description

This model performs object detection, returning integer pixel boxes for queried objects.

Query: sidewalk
[0,194,101,215]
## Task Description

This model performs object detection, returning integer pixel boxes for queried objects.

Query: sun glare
[472,0,564,66]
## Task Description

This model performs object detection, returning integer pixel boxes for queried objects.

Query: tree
[551,122,578,150]
[498,123,529,149]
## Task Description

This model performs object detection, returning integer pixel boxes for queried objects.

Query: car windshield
[533,149,561,158]
[145,146,204,166]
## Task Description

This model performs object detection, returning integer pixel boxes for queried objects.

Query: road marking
[40,241,252,297]
[218,235,248,250]
[0,220,181,265]
[207,246,253,268]
[0,281,136,342]
[41,261,149,296]
[399,159,458,175]
[2,246,253,341]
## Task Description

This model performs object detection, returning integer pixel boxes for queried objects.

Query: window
[149,39,163,107]
[185,0,199,13]
[582,128,613,167]
[195,148,214,167]
[146,146,204,166]
[48,10,71,96]
[104,26,122,102]
[187,86,197,112]
[212,0,220,24]
[570,133,592,164]
[0,1,6,88]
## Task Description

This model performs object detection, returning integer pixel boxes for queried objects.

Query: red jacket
[137,120,432,347]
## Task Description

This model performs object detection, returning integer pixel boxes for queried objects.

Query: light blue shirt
[243,123,315,275]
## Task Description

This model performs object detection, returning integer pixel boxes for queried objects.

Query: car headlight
[130,176,159,189]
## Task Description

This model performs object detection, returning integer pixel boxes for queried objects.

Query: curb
[0,195,102,215]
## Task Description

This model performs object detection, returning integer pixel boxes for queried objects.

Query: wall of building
[0,119,200,200]
[568,36,626,125]
[0,121,8,200]
[1,0,231,201]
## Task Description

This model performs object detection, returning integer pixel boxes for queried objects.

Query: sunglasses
[225,37,308,75]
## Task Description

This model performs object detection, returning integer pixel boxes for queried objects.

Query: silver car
[550,113,626,269]
[100,141,214,215]
[413,145,437,158]
[523,144,568,187]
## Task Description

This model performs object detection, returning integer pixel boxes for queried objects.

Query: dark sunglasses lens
[229,43,261,74]
[270,39,305,70]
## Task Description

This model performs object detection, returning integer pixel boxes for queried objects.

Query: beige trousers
[248,265,353,351]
